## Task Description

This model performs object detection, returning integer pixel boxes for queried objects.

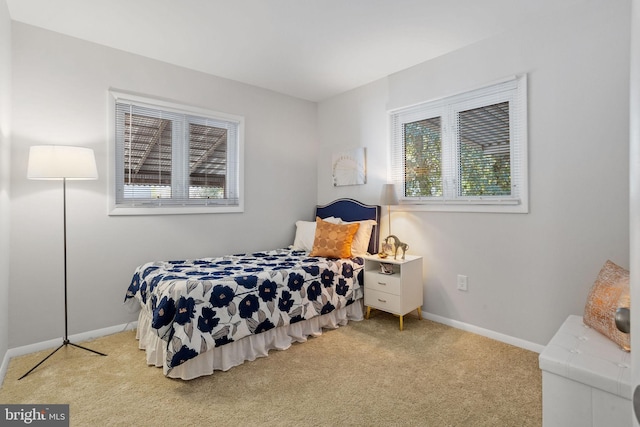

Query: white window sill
[109,204,244,216]
[397,200,528,214]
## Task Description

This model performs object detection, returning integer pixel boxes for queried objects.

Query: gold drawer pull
[377,282,387,286]
[377,298,387,303]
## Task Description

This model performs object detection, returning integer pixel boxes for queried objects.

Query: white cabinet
[362,254,423,330]
[539,315,632,427]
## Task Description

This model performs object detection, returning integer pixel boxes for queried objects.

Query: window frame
[388,75,528,214]
[108,90,245,215]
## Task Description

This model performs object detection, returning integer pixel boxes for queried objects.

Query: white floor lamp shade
[19,145,105,380]
[27,145,98,180]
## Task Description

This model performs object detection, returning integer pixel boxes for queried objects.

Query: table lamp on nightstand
[379,183,399,257]
[380,183,398,235]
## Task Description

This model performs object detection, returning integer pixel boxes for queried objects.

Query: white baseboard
[0,321,137,387]
[422,311,546,354]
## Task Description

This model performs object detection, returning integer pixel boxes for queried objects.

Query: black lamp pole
[18,178,106,380]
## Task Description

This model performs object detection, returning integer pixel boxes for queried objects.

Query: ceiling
[6,0,586,102]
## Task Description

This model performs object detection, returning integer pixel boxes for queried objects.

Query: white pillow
[292,216,340,251]
[340,219,377,256]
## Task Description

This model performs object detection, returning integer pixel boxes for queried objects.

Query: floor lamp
[19,145,106,380]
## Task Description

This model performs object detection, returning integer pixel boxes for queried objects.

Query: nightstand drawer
[364,271,402,295]
[364,289,401,313]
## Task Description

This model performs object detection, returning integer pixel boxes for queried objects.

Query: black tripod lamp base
[18,339,107,380]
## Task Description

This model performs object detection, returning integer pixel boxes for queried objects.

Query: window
[109,91,244,215]
[389,75,528,213]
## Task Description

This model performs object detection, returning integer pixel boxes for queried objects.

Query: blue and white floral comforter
[125,248,364,372]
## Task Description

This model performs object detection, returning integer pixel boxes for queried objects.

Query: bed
[124,198,380,379]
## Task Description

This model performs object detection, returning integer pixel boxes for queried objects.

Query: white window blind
[389,75,528,213]
[110,91,244,214]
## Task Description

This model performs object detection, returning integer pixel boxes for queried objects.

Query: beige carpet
[0,312,542,426]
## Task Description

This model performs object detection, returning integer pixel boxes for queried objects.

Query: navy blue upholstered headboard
[315,198,381,255]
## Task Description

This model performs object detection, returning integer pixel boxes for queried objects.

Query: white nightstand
[362,254,423,330]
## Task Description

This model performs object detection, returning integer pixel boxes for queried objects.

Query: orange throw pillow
[309,217,360,258]
[583,260,630,351]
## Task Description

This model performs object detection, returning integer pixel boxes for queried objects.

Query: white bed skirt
[136,299,364,380]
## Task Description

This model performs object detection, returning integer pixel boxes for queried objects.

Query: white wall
[9,23,318,348]
[318,0,631,346]
[629,0,640,424]
[0,0,11,367]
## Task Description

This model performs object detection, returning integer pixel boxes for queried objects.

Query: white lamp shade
[27,145,98,180]
[380,183,399,205]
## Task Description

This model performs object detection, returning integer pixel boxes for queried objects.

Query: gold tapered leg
[365,306,371,319]
[399,315,404,331]
[416,307,422,320]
